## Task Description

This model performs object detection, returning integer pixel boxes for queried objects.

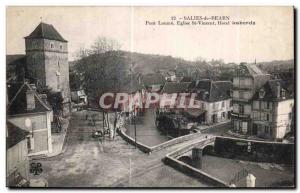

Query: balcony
[232,97,251,103]
[231,112,251,119]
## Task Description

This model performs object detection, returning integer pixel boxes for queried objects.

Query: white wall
[275,99,294,139]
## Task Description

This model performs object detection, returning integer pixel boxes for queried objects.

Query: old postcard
[6,6,295,188]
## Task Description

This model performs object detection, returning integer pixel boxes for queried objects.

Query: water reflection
[125,109,170,146]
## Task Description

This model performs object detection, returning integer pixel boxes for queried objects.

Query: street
[29,110,210,187]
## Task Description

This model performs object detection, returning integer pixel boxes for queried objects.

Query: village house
[6,121,30,187]
[139,73,165,92]
[7,82,53,156]
[160,81,191,109]
[159,70,177,82]
[231,63,271,136]
[189,79,233,124]
[251,79,294,140]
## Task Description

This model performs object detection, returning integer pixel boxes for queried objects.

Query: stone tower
[25,22,71,115]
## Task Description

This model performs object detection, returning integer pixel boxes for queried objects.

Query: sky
[6,6,294,63]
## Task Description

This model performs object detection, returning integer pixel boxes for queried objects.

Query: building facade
[7,83,53,156]
[190,79,233,124]
[231,63,271,135]
[252,80,294,140]
[25,22,70,115]
[6,122,30,187]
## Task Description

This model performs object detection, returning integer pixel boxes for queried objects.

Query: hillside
[257,59,294,73]
[70,50,211,74]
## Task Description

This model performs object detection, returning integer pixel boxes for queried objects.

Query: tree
[90,36,121,55]
[38,87,64,115]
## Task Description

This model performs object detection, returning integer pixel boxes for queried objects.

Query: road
[29,110,210,187]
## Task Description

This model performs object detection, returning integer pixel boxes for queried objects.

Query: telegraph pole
[134,109,137,149]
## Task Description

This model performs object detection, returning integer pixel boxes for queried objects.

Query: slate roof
[141,73,165,87]
[191,79,232,102]
[7,82,51,116]
[6,121,29,149]
[252,79,293,101]
[161,82,191,94]
[25,22,67,42]
[239,63,271,90]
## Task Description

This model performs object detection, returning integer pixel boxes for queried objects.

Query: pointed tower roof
[25,22,67,42]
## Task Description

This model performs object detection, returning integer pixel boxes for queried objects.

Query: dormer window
[259,89,265,99]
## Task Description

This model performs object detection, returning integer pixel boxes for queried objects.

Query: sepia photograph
[5,6,295,188]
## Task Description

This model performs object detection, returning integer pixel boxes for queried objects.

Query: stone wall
[213,136,294,164]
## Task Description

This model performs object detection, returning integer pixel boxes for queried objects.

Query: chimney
[26,89,35,110]
[276,82,281,98]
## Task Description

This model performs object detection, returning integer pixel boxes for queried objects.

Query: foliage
[38,87,64,115]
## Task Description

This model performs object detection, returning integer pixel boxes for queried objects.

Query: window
[233,104,239,113]
[253,112,259,120]
[201,103,205,109]
[239,104,244,114]
[50,43,54,48]
[222,101,225,108]
[289,112,292,120]
[213,103,218,110]
[57,75,60,90]
[27,136,34,151]
[60,44,63,50]
[222,112,226,118]
[239,91,244,99]
[281,89,286,99]
[264,126,269,134]
[261,102,268,109]
[234,120,239,131]
[230,100,233,107]
[242,122,248,134]
[253,101,259,109]
[266,114,269,121]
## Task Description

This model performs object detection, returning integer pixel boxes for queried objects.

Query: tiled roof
[241,63,267,76]
[7,82,51,116]
[252,79,293,101]
[192,80,232,102]
[6,121,29,149]
[161,82,191,94]
[25,22,67,42]
[238,63,271,91]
